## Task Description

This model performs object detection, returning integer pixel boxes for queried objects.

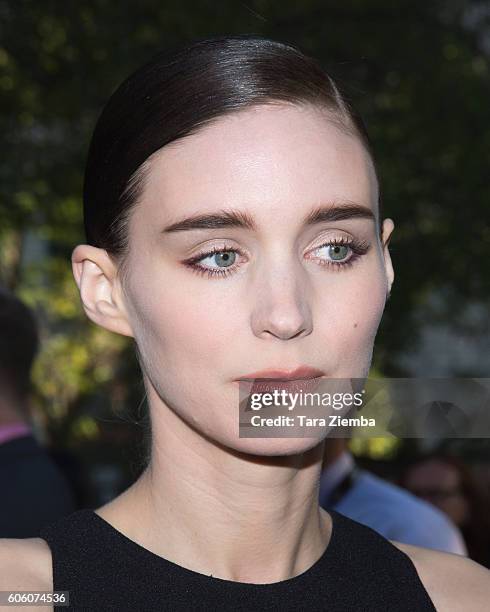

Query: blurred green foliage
[1,0,489,461]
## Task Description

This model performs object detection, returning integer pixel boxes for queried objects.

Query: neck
[99,389,331,583]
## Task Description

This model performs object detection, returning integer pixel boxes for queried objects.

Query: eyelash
[183,237,371,279]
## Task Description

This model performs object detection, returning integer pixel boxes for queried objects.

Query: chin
[229,435,323,458]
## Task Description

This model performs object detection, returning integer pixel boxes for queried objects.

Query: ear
[381,218,395,297]
[71,244,134,338]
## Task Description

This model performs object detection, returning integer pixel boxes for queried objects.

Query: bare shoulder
[0,537,53,592]
[390,539,490,612]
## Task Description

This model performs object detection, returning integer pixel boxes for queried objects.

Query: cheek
[164,296,234,360]
[316,264,387,371]
[351,271,387,339]
[129,270,236,374]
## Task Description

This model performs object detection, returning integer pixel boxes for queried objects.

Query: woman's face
[111,103,394,455]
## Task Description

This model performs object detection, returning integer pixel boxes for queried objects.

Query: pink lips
[235,366,325,395]
[236,365,325,381]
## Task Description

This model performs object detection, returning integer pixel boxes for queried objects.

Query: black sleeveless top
[39,508,437,611]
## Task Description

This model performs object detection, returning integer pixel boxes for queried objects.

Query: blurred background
[0,0,489,556]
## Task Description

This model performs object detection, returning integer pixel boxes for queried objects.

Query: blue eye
[319,244,350,261]
[201,250,237,269]
[307,238,370,269]
[184,246,243,278]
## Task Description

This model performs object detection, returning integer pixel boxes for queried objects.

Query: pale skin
[1,104,489,610]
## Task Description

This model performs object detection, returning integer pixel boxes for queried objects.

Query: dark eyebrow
[161,201,375,234]
[304,202,375,225]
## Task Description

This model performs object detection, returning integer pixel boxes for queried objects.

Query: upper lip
[236,366,325,381]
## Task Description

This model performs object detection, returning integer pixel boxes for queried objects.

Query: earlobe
[381,218,395,296]
[71,244,134,338]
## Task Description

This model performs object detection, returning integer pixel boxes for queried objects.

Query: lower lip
[236,377,324,395]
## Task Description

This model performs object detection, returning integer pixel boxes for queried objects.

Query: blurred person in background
[0,285,76,537]
[320,438,467,555]
[400,453,490,568]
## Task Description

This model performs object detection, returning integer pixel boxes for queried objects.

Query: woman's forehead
[139,104,378,222]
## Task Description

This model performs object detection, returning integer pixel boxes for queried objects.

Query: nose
[251,259,313,341]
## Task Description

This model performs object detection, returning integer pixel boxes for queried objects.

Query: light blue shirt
[320,451,468,555]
